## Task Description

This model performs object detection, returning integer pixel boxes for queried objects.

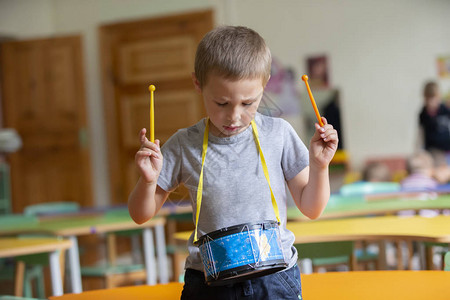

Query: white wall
[231,0,450,168]
[1,0,449,205]
[0,0,54,37]
[48,0,219,206]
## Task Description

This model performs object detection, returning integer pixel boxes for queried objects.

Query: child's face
[193,73,264,137]
[425,95,441,113]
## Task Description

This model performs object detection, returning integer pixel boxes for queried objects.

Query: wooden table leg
[107,233,117,266]
[396,241,404,270]
[350,250,357,271]
[426,245,434,270]
[14,260,25,297]
[407,241,414,270]
[60,249,66,292]
[378,241,387,270]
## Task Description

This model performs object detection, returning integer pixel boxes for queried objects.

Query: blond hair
[194,26,271,88]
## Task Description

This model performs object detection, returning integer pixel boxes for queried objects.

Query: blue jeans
[181,265,302,300]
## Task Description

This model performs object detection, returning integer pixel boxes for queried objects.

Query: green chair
[327,193,364,207]
[303,195,379,271]
[0,163,12,215]
[0,214,38,229]
[166,211,193,281]
[80,264,146,288]
[18,202,80,298]
[295,241,356,272]
[80,208,147,288]
[354,243,380,270]
[338,183,400,269]
[296,241,379,272]
[444,252,450,271]
[0,296,45,300]
[23,202,80,216]
[423,241,449,270]
[339,182,401,197]
[0,214,44,298]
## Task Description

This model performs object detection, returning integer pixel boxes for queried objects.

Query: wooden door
[100,10,213,205]
[1,36,93,212]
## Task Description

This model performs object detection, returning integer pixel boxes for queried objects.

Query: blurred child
[362,162,392,182]
[401,151,438,191]
[434,164,450,184]
[399,151,442,217]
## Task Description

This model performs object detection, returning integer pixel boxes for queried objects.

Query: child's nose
[227,106,241,122]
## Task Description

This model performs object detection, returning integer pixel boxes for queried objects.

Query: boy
[128,26,338,300]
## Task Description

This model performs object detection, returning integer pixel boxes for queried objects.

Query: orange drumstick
[301,75,324,127]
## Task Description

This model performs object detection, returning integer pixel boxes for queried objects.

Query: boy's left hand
[309,117,339,168]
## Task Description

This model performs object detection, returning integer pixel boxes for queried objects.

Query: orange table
[49,271,450,300]
[301,271,450,299]
[49,282,183,300]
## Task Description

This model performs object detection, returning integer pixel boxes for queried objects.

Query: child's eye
[216,102,227,106]
[243,102,253,106]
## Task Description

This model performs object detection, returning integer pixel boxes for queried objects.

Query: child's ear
[263,75,271,88]
[192,72,202,93]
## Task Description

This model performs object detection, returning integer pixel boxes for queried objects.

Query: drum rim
[194,220,280,245]
[205,261,288,286]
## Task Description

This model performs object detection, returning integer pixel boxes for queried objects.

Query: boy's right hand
[135,128,163,184]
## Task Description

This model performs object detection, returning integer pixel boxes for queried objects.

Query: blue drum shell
[197,221,287,285]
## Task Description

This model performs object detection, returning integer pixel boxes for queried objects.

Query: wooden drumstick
[149,85,155,142]
[301,75,324,127]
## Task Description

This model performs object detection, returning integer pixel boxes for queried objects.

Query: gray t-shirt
[157,113,309,271]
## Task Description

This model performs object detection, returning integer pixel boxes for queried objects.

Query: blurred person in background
[401,151,439,191]
[418,81,450,166]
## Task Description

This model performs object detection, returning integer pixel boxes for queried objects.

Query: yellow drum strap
[250,120,281,224]
[194,119,281,243]
[194,120,209,242]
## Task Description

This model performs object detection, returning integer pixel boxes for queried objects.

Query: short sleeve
[281,120,309,181]
[157,133,182,192]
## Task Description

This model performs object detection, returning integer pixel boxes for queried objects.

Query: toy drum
[195,220,287,286]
